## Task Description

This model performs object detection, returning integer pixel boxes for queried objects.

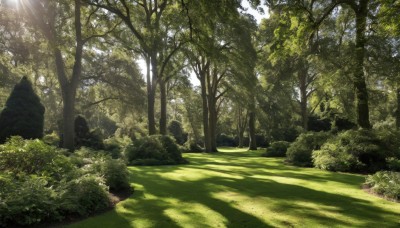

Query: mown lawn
[69,148,400,228]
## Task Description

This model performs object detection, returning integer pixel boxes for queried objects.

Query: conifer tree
[0,76,45,143]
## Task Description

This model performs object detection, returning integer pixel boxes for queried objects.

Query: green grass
[68,148,400,228]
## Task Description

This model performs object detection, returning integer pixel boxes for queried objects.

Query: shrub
[312,130,388,173]
[262,141,290,157]
[255,134,269,148]
[42,132,60,146]
[0,137,75,180]
[0,175,60,227]
[216,133,236,147]
[0,138,131,227]
[71,147,130,191]
[124,135,187,165]
[0,77,45,143]
[74,115,104,150]
[60,175,110,216]
[365,171,400,201]
[333,117,357,131]
[308,115,331,132]
[286,132,331,167]
[168,120,186,145]
[182,140,203,153]
[386,157,400,172]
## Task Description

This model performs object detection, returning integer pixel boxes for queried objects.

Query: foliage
[0,138,130,227]
[216,133,237,147]
[255,134,269,148]
[60,175,110,216]
[286,132,331,167]
[0,175,60,226]
[71,147,130,191]
[313,130,389,173]
[308,115,331,132]
[386,157,400,172]
[0,77,45,143]
[124,135,187,165]
[365,171,400,201]
[262,141,290,157]
[42,131,60,146]
[167,120,186,145]
[0,136,75,181]
[182,140,203,153]
[75,115,104,150]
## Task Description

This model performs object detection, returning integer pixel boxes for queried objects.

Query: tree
[0,76,45,143]
[87,0,186,135]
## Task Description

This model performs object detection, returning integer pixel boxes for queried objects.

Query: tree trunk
[248,111,257,150]
[200,76,211,152]
[159,78,167,135]
[147,55,157,135]
[61,88,76,151]
[396,87,400,128]
[354,0,371,129]
[208,99,218,152]
[299,68,308,131]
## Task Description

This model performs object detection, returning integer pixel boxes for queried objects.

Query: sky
[136,0,269,87]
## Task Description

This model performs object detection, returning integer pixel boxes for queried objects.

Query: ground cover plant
[69,148,400,228]
[0,137,130,227]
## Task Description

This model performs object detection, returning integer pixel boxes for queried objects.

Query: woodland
[0,0,399,227]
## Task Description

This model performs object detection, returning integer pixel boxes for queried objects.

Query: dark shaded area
[0,76,45,143]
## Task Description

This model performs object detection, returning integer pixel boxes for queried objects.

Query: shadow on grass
[70,149,400,228]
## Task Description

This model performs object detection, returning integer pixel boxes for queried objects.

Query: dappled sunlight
[70,149,400,228]
[164,202,228,228]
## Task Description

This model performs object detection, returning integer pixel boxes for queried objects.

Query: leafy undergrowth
[69,148,400,228]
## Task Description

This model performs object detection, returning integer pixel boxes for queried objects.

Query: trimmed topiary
[0,77,45,143]
[124,135,187,165]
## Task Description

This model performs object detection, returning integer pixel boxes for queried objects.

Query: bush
[71,147,130,191]
[262,141,290,157]
[255,134,269,148]
[286,132,331,167]
[60,175,110,216]
[182,140,203,153]
[0,175,60,226]
[0,137,75,180]
[74,115,104,150]
[0,77,45,143]
[0,137,130,227]
[42,132,60,146]
[308,115,331,132]
[124,135,187,165]
[312,130,388,173]
[168,120,186,145]
[216,133,236,147]
[387,157,400,172]
[365,171,400,201]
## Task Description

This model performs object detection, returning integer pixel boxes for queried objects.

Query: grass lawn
[69,148,400,228]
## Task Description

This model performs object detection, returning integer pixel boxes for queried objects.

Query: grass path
[69,148,400,228]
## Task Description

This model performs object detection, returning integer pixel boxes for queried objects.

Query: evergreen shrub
[0,77,45,143]
[286,132,331,167]
[262,141,290,157]
[124,135,187,165]
[312,130,388,173]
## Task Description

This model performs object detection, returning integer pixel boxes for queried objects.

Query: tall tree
[19,0,114,150]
